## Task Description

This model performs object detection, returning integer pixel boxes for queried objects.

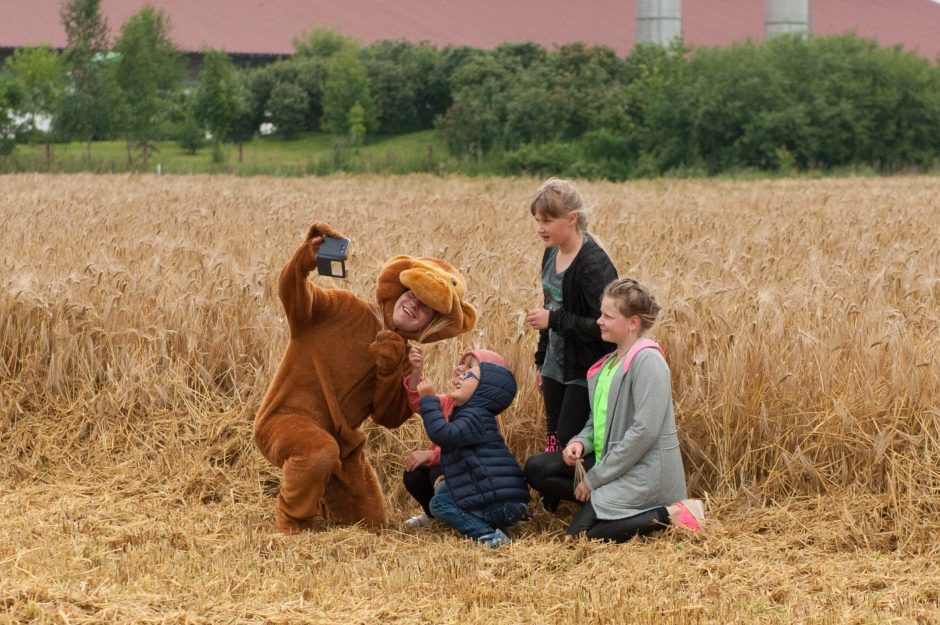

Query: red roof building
[2,0,939,60]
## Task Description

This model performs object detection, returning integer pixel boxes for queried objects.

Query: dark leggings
[542,376,590,446]
[525,451,670,542]
[403,464,443,517]
[567,501,670,542]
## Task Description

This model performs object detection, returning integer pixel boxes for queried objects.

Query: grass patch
[0,130,452,176]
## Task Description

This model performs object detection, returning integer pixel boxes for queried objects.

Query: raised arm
[420,399,487,448]
[278,221,345,336]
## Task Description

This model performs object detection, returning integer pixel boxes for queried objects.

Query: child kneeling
[416,352,529,548]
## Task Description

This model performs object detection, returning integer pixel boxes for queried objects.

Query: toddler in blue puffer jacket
[416,351,530,548]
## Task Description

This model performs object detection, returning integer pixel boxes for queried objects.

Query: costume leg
[324,446,388,527]
[256,414,341,534]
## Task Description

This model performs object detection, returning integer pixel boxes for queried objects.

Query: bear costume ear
[376,255,477,343]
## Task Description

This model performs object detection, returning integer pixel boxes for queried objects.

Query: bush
[176,114,204,154]
[268,81,309,139]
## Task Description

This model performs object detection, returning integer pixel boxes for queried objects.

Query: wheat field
[1,173,938,624]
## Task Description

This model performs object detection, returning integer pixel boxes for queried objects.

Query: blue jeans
[429,483,527,540]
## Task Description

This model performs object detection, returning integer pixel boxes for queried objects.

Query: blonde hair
[529,177,589,232]
[603,278,661,333]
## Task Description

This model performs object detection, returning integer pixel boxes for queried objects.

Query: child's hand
[416,378,435,398]
[562,441,585,466]
[574,480,592,502]
[525,308,550,330]
[407,346,425,388]
[403,450,435,471]
[408,346,425,371]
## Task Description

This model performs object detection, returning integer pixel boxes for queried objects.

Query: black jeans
[403,464,443,517]
[541,376,590,446]
[525,451,670,542]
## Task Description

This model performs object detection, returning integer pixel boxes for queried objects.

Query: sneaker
[671,499,705,533]
[477,529,512,548]
[544,433,560,453]
[404,513,432,529]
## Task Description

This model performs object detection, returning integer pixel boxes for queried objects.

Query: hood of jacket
[459,361,516,414]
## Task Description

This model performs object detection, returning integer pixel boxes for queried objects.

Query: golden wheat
[1,173,938,624]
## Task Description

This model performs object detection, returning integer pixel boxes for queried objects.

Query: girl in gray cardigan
[525,278,704,542]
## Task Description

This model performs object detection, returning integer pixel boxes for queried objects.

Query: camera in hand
[317,236,350,278]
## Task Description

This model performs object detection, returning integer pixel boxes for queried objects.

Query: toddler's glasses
[459,370,479,382]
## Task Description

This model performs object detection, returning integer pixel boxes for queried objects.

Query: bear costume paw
[369,330,406,374]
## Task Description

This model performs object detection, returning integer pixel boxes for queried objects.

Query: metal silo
[636,0,682,46]
[765,0,811,38]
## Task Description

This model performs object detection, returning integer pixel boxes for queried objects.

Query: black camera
[316,236,350,278]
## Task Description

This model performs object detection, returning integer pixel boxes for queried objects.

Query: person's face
[451,354,479,387]
[449,363,481,405]
[534,212,578,248]
[392,290,434,333]
[597,296,640,344]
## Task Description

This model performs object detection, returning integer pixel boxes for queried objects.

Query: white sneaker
[404,513,432,529]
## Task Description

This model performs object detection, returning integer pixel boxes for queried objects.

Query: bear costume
[253,222,477,533]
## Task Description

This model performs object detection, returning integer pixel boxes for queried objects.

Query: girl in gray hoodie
[526,278,704,542]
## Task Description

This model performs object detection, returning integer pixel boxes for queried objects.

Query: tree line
[2,0,940,177]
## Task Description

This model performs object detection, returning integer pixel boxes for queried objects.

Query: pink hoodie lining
[587,338,663,378]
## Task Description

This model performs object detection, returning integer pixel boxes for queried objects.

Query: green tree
[361,41,450,134]
[5,44,66,166]
[194,49,246,160]
[347,102,366,145]
[57,0,117,154]
[436,53,519,155]
[245,57,325,136]
[268,81,309,139]
[320,50,377,135]
[292,27,359,59]
[5,44,66,137]
[176,108,205,155]
[228,73,257,162]
[0,73,23,155]
[113,4,184,166]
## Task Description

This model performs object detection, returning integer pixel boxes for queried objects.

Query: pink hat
[461,349,509,369]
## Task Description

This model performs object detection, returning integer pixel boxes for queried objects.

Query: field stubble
[1,173,938,623]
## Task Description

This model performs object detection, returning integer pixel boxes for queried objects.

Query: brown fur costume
[253,222,476,533]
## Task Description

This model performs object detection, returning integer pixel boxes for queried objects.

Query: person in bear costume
[253,221,477,533]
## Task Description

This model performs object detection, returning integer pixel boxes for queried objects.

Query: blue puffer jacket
[419,363,530,512]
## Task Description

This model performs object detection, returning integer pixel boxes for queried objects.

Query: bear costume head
[376,255,477,343]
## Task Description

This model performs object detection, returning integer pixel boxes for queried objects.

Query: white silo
[636,0,682,46]
[765,0,811,38]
